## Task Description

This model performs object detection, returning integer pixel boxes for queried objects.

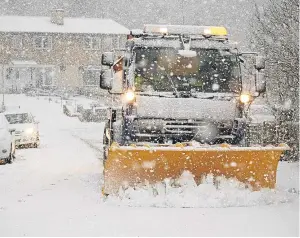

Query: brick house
[0,10,129,93]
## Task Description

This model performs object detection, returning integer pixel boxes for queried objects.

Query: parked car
[4,110,40,148]
[0,113,15,164]
[63,99,81,117]
[78,102,108,122]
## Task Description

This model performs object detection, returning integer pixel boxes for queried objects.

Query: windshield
[5,113,33,124]
[133,47,240,93]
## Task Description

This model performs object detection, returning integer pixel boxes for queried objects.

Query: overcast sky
[0,0,265,49]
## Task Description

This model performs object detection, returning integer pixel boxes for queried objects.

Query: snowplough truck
[99,24,289,195]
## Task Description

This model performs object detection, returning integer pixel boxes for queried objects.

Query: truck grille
[165,120,209,134]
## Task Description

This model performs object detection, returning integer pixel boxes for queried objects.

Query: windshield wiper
[165,74,179,97]
[135,75,178,98]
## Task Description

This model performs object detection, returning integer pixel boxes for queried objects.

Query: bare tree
[249,0,299,160]
[250,0,299,114]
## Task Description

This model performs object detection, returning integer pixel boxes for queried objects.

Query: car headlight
[25,128,34,134]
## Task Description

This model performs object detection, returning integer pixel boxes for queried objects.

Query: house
[0,9,130,93]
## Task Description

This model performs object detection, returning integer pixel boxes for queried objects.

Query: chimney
[51,9,64,25]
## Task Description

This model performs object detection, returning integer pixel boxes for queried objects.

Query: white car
[0,113,15,164]
[4,111,40,148]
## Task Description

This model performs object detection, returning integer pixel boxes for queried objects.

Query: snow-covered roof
[4,109,31,115]
[11,60,37,66]
[0,16,130,35]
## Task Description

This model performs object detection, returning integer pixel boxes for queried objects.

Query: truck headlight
[124,90,135,102]
[240,93,251,104]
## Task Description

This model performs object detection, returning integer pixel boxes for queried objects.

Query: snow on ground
[106,171,297,208]
[0,94,299,236]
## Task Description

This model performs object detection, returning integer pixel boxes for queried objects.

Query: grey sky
[0,0,264,49]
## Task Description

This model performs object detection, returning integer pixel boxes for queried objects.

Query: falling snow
[0,0,299,236]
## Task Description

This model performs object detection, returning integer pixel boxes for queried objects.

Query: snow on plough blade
[103,143,289,195]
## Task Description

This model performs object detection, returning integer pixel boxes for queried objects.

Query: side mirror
[99,69,113,90]
[255,71,266,93]
[255,56,265,70]
[123,52,132,69]
[101,52,115,66]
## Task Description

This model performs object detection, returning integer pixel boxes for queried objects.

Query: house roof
[0,16,130,35]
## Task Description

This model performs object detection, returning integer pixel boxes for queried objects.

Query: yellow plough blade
[103,144,289,195]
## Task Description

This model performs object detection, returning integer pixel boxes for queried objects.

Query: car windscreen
[5,113,33,124]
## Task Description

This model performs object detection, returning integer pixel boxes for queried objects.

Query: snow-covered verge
[0,95,298,236]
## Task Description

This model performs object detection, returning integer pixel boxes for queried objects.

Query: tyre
[103,122,109,162]
[112,120,124,145]
[102,121,110,165]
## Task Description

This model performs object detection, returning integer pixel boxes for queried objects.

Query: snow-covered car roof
[4,110,32,115]
[0,16,130,35]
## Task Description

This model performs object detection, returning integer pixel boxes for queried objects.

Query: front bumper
[15,135,39,146]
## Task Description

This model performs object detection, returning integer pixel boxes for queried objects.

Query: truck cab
[100,24,266,148]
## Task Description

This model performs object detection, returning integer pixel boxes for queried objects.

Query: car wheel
[112,120,124,146]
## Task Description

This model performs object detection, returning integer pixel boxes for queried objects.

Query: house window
[12,36,23,49]
[82,68,101,86]
[36,68,55,87]
[102,36,113,50]
[34,36,52,49]
[84,37,101,50]
[112,36,121,50]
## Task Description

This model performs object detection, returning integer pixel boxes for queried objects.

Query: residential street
[0,95,298,236]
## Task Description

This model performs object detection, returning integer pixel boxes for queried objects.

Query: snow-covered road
[0,95,298,236]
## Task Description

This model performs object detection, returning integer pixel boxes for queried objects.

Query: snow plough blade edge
[103,143,289,195]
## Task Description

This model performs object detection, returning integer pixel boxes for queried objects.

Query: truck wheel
[112,120,124,145]
[103,121,110,162]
